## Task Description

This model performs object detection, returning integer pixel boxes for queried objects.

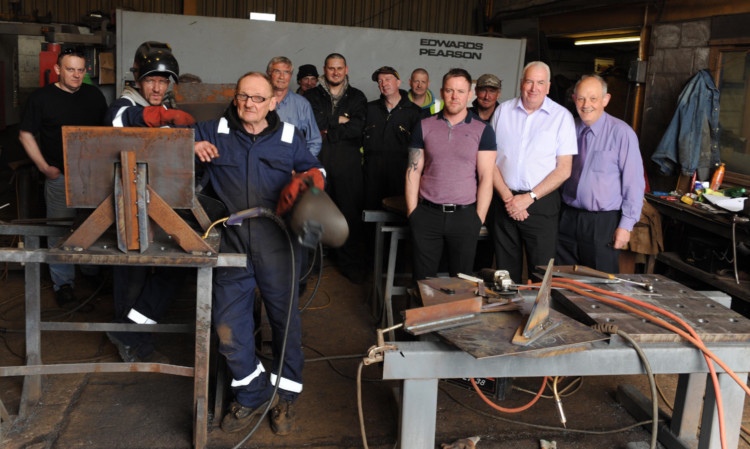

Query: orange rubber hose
[471,376,548,413]
[550,278,731,449]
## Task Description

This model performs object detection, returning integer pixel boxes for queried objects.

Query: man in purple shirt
[557,74,644,273]
[406,68,497,280]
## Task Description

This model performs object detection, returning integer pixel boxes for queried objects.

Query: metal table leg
[193,266,213,449]
[19,235,41,417]
[699,372,747,449]
[671,373,707,447]
[372,221,385,318]
[399,378,438,449]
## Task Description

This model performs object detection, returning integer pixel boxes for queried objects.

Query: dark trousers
[409,202,482,281]
[320,145,364,270]
[213,231,303,408]
[492,190,560,283]
[556,205,621,274]
[111,266,185,351]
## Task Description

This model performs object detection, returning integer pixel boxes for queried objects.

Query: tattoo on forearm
[406,148,423,181]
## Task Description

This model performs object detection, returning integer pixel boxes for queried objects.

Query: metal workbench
[382,275,750,449]
[0,225,245,449]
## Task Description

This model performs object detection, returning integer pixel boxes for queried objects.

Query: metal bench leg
[19,236,41,418]
[698,371,746,449]
[193,266,213,449]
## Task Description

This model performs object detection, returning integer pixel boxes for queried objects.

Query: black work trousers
[492,190,560,283]
[556,205,621,274]
[409,202,482,281]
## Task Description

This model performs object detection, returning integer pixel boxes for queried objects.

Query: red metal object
[39,43,61,87]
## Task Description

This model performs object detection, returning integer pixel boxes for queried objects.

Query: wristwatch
[529,191,538,202]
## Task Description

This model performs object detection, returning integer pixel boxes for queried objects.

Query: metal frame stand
[383,340,750,449]
[0,225,244,449]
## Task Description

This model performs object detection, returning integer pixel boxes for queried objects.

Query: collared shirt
[410,110,496,205]
[562,112,645,231]
[492,96,577,191]
[275,90,322,157]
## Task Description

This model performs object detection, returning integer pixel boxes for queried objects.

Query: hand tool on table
[574,265,654,292]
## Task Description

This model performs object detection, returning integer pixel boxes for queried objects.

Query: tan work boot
[270,399,295,435]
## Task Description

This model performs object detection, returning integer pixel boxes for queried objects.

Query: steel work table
[382,276,750,449]
[0,225,244,449]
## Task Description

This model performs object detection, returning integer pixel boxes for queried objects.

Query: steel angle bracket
[404,297,482,336]
[512,259,562,346]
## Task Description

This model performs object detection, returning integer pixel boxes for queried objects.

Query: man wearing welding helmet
[104,42,195,365]
[193,72,324,437]
[104,41,194,127]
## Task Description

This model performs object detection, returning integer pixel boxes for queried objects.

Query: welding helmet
[132,41,179,83]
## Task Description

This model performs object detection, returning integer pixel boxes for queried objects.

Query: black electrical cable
[592,323,658,449]
[299,242,324,313]
[303,344,384,382]
[299,244,319,282]
[231,208,295,449]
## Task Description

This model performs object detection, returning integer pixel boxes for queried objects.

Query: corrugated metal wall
[2,0,483,35]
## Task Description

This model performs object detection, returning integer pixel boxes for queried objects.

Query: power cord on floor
[302,343,383,382]
[440,383,663,435]
[592,323,658,449]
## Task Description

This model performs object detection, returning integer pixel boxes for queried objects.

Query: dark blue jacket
[193,108,322,254]
[652,70,720,176]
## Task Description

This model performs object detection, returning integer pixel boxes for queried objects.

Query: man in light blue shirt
[491,61,577,283]
[557,74,644,273]
[267,56,322,157]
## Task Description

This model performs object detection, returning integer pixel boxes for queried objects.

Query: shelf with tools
[646,194,750,305]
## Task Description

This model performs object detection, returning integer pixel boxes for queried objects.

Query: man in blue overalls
[193,72,323,436]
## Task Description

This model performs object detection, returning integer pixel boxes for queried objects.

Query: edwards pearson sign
[418,38,484,60]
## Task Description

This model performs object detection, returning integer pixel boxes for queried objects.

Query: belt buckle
[442,204,456,213]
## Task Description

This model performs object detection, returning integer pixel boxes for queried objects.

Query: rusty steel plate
[62,126,195,208]
[173,83,234,123]
[418,278,608,359]
[551,274,750,343]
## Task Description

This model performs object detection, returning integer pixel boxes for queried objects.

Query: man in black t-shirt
[19,48,107,309]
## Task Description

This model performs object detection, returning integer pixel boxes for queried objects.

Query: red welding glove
[276,168,325,216]
[142,106,196,127]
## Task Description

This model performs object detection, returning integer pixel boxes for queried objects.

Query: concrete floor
[2,240,750,448]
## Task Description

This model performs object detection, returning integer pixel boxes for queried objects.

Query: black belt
[419,198,475,213]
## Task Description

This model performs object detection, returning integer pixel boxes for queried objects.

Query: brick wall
[641,19,711,191]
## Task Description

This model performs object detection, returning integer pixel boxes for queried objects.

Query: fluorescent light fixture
[250,12,276,21]
[575,36,640,46]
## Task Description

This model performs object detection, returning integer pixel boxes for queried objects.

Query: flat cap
[371,66,400,81]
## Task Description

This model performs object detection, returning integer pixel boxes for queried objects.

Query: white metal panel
[116,10,526,102]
